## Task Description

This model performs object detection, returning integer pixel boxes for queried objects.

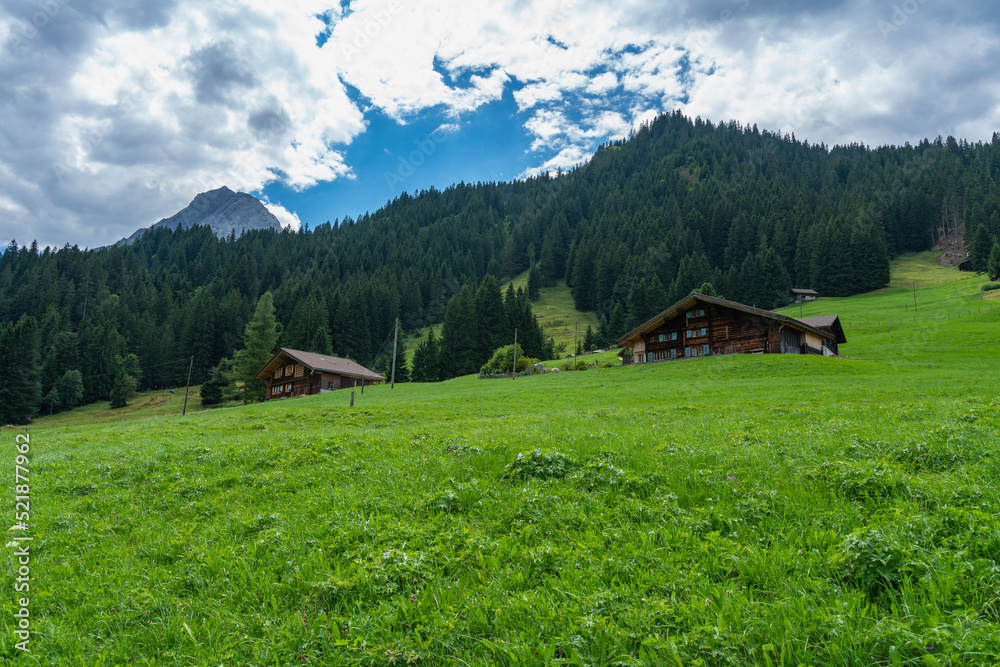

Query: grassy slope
[401,275,601,365]
[3,254,999,666]
[27,386,208,430]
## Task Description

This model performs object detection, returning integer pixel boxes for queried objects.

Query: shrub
[832,526,916,593]
[808,460,912,502]
[981,281,1000,293]
[501,449,579,481]
[479,344,531,375]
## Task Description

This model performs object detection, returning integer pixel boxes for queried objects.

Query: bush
[808,460,912,502]
[560,360,589,371]
[479,344,531,375]
[981,281,1000,293]
[501,449,579,481]
[832,526,916,593]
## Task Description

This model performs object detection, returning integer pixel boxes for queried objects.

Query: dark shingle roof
[255,348,385,382]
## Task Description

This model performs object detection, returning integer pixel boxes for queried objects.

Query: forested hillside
[3,111,1000,422]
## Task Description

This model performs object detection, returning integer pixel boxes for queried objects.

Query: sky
[2,0,1000,249]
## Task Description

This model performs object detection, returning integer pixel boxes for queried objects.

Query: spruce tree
[233,291,280,403]
[988,242,1000,281]
[0,315,42,424]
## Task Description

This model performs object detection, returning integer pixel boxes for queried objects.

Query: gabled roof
[255,348,385,382]
[791,288,819,295]
[798,315,847,344]
[616,292,836,347]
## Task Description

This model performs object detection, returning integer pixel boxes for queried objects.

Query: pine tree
[439,285,477,378]
[527,264,541,301]
[411,328,441,382]
[0,315,42,424]
[233,291,280,403]
[57,370,84,411]
[475,276,506,362]
[970,224,995,272]
[582,325,596,352]
[988,242,1000,281]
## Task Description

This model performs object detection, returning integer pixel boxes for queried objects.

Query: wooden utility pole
[182,356,194,416]
[574,322,578,357]
[512,328,518,380]
[390,318,399,389]
[912,281,918,311]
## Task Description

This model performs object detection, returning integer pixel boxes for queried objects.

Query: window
[285,364,294,376]
[703,345,711,356]
[272,386,280,394]
[275,367,283,379]
[285,383,292,391]
[327,382,335,390]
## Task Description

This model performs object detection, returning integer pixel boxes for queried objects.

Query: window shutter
[701,327,707,336]
[703,345,710,356]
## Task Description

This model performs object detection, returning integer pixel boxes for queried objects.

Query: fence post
[350,391,355,407]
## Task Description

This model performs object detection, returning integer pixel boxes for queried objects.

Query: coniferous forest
[3,111,1000,423]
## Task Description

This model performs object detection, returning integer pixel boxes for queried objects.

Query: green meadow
[3,255,1000,666]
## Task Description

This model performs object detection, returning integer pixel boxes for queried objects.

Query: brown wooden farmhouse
[255,348,384,400]
[617,293,846,364]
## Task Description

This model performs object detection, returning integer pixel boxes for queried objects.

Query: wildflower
[705,598,711,607]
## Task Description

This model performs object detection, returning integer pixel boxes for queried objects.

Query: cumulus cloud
[261,197,303,232]
[1,0,999,247]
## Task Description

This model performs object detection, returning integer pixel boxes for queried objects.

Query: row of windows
[654,327,707,343]
[271,383,295,395]
[686,345,711,357]
[686,308,706,318]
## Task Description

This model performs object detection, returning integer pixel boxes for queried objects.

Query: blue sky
[2,0,1000,248]
[262,85,536,228]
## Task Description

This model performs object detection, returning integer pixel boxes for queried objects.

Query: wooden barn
[255,348,384,400]
[791,288,819,303]
[617,293,844,365]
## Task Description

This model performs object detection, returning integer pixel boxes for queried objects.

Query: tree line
[4,110,1000,422]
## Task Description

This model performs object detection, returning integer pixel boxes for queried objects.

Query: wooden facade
[791,288,819,303]
[617,293,843,365]
[255,348,384,400]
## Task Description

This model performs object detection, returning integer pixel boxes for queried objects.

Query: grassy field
[401,276,601,366]
[26,386,209,430]
[505,275,602,353]
[2,255,999,666]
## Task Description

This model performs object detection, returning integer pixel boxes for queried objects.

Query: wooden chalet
[791,288,819,303]
[617,293,844,365]
[255,348,384,400]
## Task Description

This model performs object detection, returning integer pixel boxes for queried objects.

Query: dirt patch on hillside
[934,231,967,266]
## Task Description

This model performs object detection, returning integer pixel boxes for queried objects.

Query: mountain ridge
[119,186,282,244]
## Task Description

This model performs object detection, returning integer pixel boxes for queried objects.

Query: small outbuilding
[791,288,819,303]
[616,292,844,364]
[255,348,384,400]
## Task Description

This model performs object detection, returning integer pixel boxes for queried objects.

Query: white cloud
[261,197,303,231]
[2,0,1000,247]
